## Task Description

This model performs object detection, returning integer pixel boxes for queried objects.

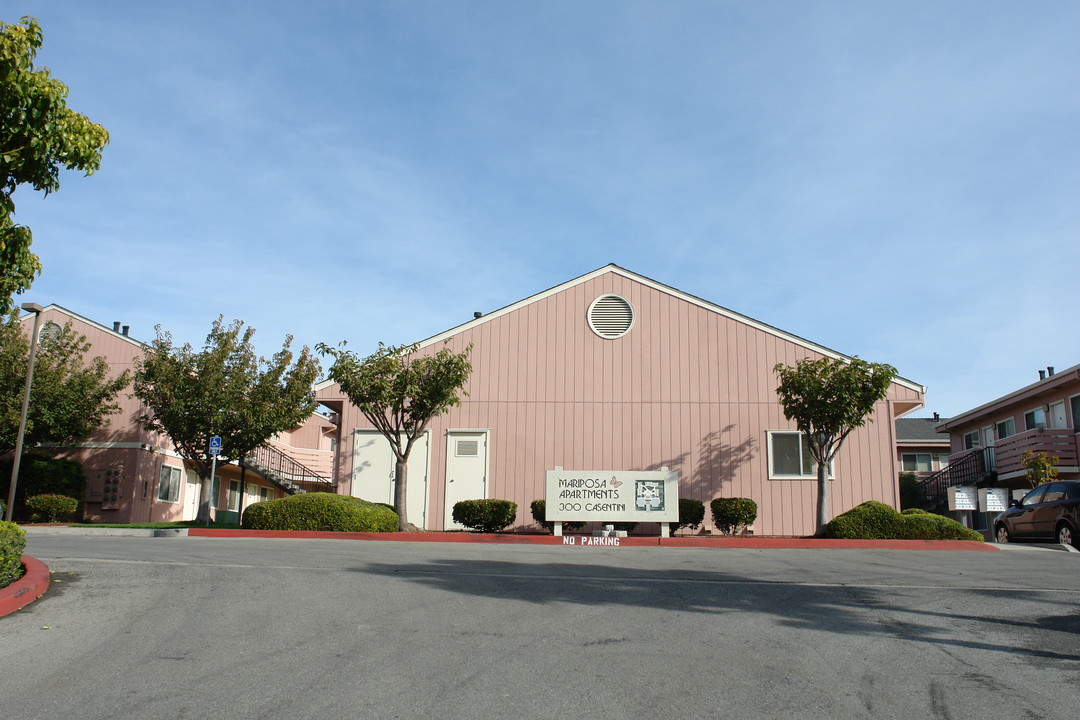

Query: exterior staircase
[240,444,335,495]
[902,447,996,511]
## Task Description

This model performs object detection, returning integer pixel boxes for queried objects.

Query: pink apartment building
[921,365,1080,521]
[317,265,926,537]
[16,305,334,524]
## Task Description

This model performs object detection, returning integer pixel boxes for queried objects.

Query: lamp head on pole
[20,302,44,314]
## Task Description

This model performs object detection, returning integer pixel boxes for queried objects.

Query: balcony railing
[990,428,1079,478]
[240,444,334,495]
[904,447,995,509]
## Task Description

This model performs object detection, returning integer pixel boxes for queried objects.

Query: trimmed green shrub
[825,501,984,541]
[824,501,897,539]
[895,513,984,541]
[711,497,758,536]
[242,492,398,532]
[670,498,706,533]
[25,494,79,523]
[529,500,584,533]
[0,521,26,589]
[453,499,518,532]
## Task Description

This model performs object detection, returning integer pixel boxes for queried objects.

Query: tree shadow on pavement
[354,558,1080,663]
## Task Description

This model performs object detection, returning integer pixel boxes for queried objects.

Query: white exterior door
[444,431,488,530]
[183,471,200,521]
[351,430,430,529]
[1049,401,1067,429]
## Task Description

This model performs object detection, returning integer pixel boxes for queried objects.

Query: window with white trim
[1024,408,1046,431]
[934,454,950,470]
[963,431,980,450]
[258,486,273,502]
[996,418,1015,440]
[227,481,240,511]
[901,453,933,473]
[157,465,182,503]
[768,431,833,479]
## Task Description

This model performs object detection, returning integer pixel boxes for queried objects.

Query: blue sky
[8,1,1080,417]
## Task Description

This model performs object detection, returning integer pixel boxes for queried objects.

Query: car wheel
[1057,523,1079,549]
[995,525,1010,543]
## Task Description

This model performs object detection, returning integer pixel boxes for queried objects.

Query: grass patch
[69,520,241,529]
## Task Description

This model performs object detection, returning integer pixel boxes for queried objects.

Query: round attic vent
[38,321,62,345]
[588,294,634,339]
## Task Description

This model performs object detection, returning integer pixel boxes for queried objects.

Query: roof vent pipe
[113,321,121,332]
[122,325,130,336]
[932,412,940,422]
[1048,366,1055,377]
[1039,370,1046,380]
[473,312,482,319]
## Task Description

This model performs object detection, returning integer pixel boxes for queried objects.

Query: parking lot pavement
[4,535,1079,720]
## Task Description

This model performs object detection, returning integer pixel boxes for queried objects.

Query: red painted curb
[186,528,995,551]
[0,556,51,617]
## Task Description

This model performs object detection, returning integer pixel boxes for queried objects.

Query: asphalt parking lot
[3,535,1078,720]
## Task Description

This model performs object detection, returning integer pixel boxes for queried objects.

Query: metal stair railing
[240,444,334,495]
[903,447,995,509]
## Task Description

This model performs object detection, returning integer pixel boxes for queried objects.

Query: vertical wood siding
[321,271,924,537]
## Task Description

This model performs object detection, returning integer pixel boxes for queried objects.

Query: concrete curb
[186,528,998,551]
[21,526,164,537]
[0,556,51,617]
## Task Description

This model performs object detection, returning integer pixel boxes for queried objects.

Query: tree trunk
[197,472,212,524]
[815,460,829,537]
[394,459,409,530]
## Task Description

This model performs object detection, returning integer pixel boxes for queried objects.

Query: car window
[1065,483,1080,500]
[1042,484,1066,503]
[1021,486,1048,506]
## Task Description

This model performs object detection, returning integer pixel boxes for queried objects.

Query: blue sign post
[207,436,222,526]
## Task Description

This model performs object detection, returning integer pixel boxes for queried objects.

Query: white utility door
[1049,401,1067,430]
[444,431,488,530]
[183,471,200,521]
[982,426,995,447]
[351,430,430,529]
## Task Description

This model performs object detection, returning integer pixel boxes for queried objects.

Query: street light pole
[5,303,45,523]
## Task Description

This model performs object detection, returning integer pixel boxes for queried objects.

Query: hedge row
[824,501,984,541]
[0,521,26,589]
[242,492,398,532]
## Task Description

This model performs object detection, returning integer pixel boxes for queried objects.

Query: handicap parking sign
[209,436,223,455]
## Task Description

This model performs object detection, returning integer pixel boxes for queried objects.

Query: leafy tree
[0,311,129,451]
[1022,450,1059,488]
[1,16,109,308]
[134,318,320,523]
[774,356,897,535]
[318,341,472,531]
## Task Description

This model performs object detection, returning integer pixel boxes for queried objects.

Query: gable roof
[896,417,950,443]
[317,264,924,394]
[21,304,148,350]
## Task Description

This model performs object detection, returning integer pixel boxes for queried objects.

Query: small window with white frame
[157,465,182,503]
[901,453,933,473]
[227,481,240,511]
[768,431,833,479]
[996,418,1015,439]
[963,431,980,450]
[1024,408,1046,431]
